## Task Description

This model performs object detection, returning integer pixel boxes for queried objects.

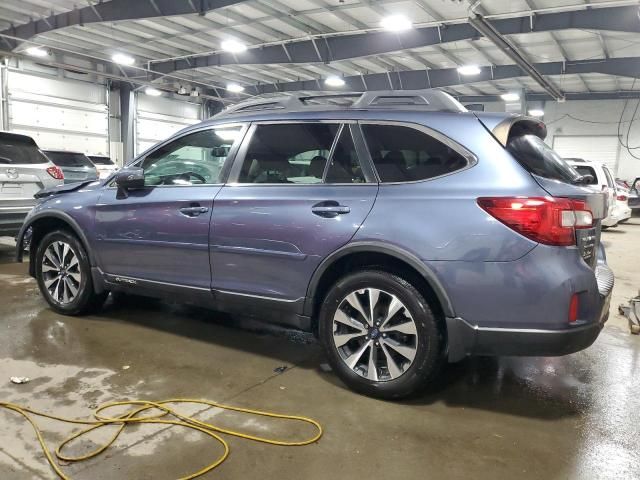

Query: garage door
[552,135,619,173]
[136,95,201,155]
[7,70,109,156]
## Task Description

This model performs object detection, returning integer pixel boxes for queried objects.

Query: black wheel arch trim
[16,211,97,270]
[304,241,455,318]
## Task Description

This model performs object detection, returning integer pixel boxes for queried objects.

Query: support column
[119,83,136,162]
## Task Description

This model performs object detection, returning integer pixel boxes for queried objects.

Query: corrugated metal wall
[6,70,109,156]
[135,94,201,155]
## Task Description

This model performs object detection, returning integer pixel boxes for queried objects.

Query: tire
[318,270,443,399]
[35,229,108,315]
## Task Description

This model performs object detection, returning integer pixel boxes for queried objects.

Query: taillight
[477,196,593,246]
[46,165,64,180]
[569,293,579,322]
[616,194,627,201]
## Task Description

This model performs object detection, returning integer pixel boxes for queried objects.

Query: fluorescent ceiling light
[25,46,48,57]
[501,92,520,102]
[325,76,345,87]
[528,109,544,116]
[226,83,245,93]
[457,65,481,76]
[380,14,412,32]
[144,87,162,96]
[112,53,135,65]
[221,39,247,53]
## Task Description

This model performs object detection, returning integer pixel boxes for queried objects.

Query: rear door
[210,122,378,307]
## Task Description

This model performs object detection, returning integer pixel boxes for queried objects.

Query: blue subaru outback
[16,90,613,399]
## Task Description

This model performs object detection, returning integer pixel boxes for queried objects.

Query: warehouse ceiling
[0,0,639,104]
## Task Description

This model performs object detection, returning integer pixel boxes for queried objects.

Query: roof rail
[215,89,467,117]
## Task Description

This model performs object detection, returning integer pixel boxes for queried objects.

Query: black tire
[35,229,108,315]
[318,270,443,399]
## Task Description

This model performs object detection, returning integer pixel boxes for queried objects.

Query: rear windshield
[45,151,94,168]
[89,155,114,165]
[507,134,581,184]
[573,166,598,185]
[0,134,49,164]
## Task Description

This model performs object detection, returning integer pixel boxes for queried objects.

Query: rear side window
[361,124,468,182]
[0,134,48,164]
[573,166,598,185]
[507,135,580,184]
[602,166,615,188]
[45,151,94,168]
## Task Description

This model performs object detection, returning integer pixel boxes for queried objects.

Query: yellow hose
[0,398,323,479]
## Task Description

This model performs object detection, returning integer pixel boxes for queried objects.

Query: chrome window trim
[358,120,478,185]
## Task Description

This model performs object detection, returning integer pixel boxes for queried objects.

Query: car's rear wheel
[35,230,107,315]
[319,270,443,399]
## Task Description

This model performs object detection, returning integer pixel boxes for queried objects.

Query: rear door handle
[312,201,350,218]
[179,205,209,217]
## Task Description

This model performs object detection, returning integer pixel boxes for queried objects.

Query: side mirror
[115,167,144,198]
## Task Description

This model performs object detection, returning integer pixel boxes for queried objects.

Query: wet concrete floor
[1,219,639,479]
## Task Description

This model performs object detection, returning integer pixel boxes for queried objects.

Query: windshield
[89,155,114,165]
[0,133,49,164]
[45,151,94,168]
[573,166,598,185]
[507,134,581,184]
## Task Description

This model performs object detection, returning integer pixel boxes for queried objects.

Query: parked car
[88,155,119,180]
[629,178,640,211]
[15,90,614,399]
[613,186,632,224]
[0,132,64,237]
[44,150,99,184]
[565,159,620,228]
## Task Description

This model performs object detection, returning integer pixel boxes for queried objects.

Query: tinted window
[238,124,338,184]
[45,151,94,168]
[507,135,580,183]
[325,126,366,183]
[89,155,114,165]
[142,127,242,186]
[602,166,615,188]
[362,124,468,182]
[573,166,598,185]
[0,133,48,164]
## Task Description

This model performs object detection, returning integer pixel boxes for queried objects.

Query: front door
[210,122,378,309]
[95,125,246,289]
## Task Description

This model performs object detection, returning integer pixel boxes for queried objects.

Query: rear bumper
[0,205,33,237]
[446,264,613,361]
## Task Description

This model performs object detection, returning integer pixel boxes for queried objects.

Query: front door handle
[179,205,209,217]
[312,201,351,218]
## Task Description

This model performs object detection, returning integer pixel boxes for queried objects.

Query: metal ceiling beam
[246,56,640,95]
[150,5,640,74]
[468,13,565,100]
[457,91,640,102]
[0,0,248,49]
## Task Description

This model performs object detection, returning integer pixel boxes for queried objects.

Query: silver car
[43,150,99,184]
[0,132,64,237]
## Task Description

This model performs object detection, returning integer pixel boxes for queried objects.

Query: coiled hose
[1,398,323,479]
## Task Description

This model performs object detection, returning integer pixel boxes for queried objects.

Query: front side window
[361,124,469,183]
[141,126,243,186]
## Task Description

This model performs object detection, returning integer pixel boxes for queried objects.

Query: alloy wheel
[41,241,82,305]
[332,288,418,382]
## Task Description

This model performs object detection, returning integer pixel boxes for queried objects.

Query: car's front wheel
[35,229,107,315]
[318,270,443,399]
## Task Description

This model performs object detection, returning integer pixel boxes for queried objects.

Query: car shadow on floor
[93,294,588,421]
